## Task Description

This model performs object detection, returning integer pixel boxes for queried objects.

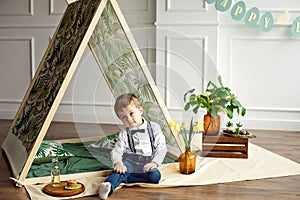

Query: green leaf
[226,121,233,128]
[181,128,188,146]
[217,75,223,86]
[231,98,242,107]
[217,99,227,107]
[224,87,231,93]
[226,106,233,119]
[189,94,197,103]
[183,88,195,102]
[236,122,243,128]
[241,107,246,116]
[184,103,191,111]
[186,88,195,94]
[210,108,218,117]
[192,105,200,114]
[188,118,194,147]
[200,94,210,107]
[216,89,228,99]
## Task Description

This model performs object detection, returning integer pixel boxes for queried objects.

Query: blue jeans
[104,160,161,195]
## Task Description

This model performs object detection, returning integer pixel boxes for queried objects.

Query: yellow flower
[194,120,203,132]
[168,120,181,132]
[181,122,188,129]
[174,124,181,132]
[169,118,204,149]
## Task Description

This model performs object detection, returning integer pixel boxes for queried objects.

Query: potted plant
[168,118,203,174]
[183,75,246,135]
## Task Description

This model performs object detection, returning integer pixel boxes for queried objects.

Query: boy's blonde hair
[114,93,141,117]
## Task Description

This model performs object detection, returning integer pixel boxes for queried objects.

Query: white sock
[98,182,111,200]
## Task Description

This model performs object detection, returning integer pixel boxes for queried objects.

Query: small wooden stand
[43,181,85,197]
[201,133,248,158]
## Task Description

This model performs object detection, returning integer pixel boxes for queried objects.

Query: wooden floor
[1,119,300,200]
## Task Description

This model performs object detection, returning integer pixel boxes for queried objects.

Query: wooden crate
[201,134,248,158]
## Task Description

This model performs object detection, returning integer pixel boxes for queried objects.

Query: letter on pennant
[231,1,246,20]
[215,0,232,12]
[259,12,274,32]
[291,17,300,37]
[244,7,260,26]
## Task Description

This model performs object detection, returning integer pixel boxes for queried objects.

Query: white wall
[0,0,299,131]
[218,0,300,131]
[156,0,300,131]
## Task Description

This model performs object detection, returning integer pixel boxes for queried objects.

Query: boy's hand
[114,162,127,174]
[143,162,158,172]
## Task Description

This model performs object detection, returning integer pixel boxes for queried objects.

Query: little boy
[98,93,167,200]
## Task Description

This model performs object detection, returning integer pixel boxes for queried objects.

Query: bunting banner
[206,0,300,36]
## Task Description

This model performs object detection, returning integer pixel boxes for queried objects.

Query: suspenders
[147,122,155,153]
[126,121,155,154]
[126,127,136,153]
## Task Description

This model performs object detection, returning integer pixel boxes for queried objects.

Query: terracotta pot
[179,147,196,174]
[203,112,220,136]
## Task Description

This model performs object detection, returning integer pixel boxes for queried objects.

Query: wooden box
[201,134,248,158]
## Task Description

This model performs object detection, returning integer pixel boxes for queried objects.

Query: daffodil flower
[168,120,181,132]
[169,118,203,149]
[181,122,188,129]
[194,120,203,132]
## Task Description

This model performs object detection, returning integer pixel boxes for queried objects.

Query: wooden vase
[203,112,220,136]
[179,147,196,174]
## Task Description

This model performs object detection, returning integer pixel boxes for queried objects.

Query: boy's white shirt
[111,119,167,166]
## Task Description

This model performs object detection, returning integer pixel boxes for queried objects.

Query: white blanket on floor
[25,143,300,199]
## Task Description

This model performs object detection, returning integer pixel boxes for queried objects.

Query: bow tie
[130,129,145,135]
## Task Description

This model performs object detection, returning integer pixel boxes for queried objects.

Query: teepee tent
[1,0,181,187]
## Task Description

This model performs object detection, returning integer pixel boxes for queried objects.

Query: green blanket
[27,141,176,178]
[27,141,112,178]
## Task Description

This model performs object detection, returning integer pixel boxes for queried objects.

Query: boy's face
[117,103,143,128]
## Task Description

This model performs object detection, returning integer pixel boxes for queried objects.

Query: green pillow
[33,140,74,164]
